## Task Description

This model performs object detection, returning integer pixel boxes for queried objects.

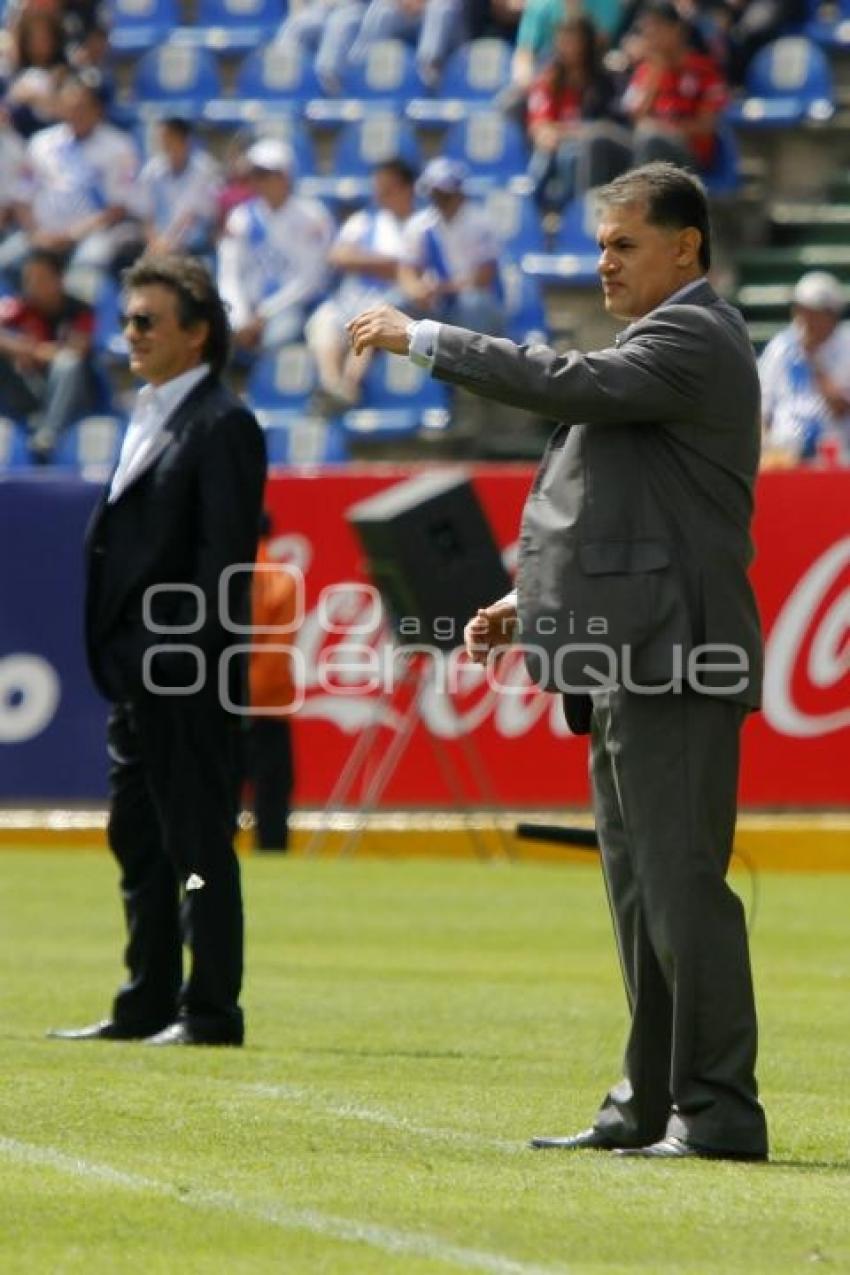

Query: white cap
[792,270,845,313]
[246,138,294,174]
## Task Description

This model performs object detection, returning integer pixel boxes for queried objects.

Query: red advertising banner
[264,467,849,808]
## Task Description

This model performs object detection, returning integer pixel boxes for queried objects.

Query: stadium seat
[0,417,31,468]
[334,114,421,175]
[340,353,450,440]
[205,43,323,125]
[260,413,350,464]
[309,39,428,124]
[702,123,741,195]
[521,192,599,286]
[134,43,223,119]
[501,263,548,346]
[172,0,283,52]
[248,343,318,410]
[407,38,512,125]
[303,113,420,203]
[442,112,529,193]
[52,416,126,473]
[483,188,546,259]
[727,36,834,127]
[806,0,850,48]
[110,0,179,56]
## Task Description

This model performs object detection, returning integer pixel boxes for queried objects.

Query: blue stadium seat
[340,353,450,440]
[442,112,529,192]
[134,43,223,119]
[205,43,322,124]
[702,123,741,195]
[309,40,429,126]
[303,113,421,205]
[483,188,545,259]
[806,0,850,47]
[52,416,126,473]
[0,417,31,469]
[248,343,318,410]
[260,413,350,464]
[521,192,599,286]
[408,38,512,125]
[727,36,834,127]
[501,263,548,346]
[335,114,421,175]
[110,0,179,56]
[173,0,284,51]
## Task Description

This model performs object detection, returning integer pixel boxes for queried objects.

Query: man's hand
[464,596,519,665]
[347,304,414,357]
[233,318,264,351]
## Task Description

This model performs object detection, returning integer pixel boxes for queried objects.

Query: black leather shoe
[530,1127,621,1151]
[47,1019,156,1042]
[145,1021,243,1047]
[616,1136,767,1162]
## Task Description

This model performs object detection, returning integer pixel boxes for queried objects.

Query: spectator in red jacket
[622,0,728,174]
[0,247,98,459]
[526,16,630,213]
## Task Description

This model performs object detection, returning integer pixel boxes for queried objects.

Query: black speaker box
[347,470,511,652]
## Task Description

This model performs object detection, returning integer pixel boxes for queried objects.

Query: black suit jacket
[431,282,763,730]
[85,373,267,706]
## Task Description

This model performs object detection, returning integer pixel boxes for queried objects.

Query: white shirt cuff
[407,319,441,370]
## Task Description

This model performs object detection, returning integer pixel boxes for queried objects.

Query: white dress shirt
[109,364,210,503]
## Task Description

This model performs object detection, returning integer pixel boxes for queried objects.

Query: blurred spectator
[399,157,505,334]
[243,512,299,854]
[216,132,255,226]
[526,16,629,213]
[274,0,367,96]
[306,158,416,413]
[722,0,808,86]
[759,272,850,469]
[138,118,221,258]
[3,9,67,138]
[0,113,26,246]
[0,73,142,281]
[349,0,470,87]
[505,0,567,109]
[0,247,98,460]
[218,138,334,357]
[622,1,727,173]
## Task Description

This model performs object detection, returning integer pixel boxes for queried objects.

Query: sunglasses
[120,311,159,333]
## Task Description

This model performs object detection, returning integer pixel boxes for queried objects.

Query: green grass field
[1,849,848,1275]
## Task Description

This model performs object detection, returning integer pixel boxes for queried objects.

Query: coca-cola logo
[763,537,850,738]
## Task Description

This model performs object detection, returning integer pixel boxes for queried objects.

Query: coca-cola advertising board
[263,466,850,807]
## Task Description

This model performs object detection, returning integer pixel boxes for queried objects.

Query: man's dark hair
[161,117,193,139]
[596,162,712,271]
[374,157,417,188]
[23,248,65,277]
[122,253,230,373]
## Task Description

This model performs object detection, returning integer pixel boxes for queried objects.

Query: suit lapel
[108,372,216,505]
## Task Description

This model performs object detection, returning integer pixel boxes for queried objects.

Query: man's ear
[189,320,210,357]
[678,227,702,268]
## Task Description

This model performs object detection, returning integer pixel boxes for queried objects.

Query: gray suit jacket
[432,281,763,718]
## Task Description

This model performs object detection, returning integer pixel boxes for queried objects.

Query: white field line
[0,1136,569,1275]
[241,1082,526,1154]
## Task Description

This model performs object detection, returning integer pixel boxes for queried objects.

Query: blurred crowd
[1,0,845,468]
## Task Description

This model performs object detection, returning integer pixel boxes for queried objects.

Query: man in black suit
[348,164,768,1160]
[49,254,266,1047]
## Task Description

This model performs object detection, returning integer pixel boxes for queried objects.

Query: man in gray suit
[348,163,768,1162]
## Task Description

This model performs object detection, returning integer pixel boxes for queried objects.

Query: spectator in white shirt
[217,137,334,357]
[139,118,221,258]
[759,271,850,468]
[399,157,505,335]
[306,157,416,412]
[2,72,143,281]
